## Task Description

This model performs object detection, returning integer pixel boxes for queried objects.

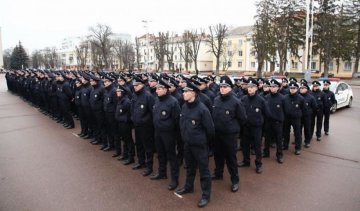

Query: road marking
[174,192,183,198]
[72,133,80,138]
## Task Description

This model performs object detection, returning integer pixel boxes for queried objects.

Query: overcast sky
[0,0,257,52]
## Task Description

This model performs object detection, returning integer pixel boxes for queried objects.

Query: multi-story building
[136,33,213,73]
[221,25,356,78]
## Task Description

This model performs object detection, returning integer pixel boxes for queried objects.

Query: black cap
[289,81,299,88]
[89,73,101,81]
[239,77,248,84]
[168,78,179,87]
[300,83,310,90]
[282,78,289,83]
[300,79,308,84]
[263,79,270,86]
[289,77,297,82]
[156,78,171,89]
[116,85,127,93]
[247,77,259,87]
[104,75,114,82]
[118,75,126,82]
[323,79,331,85]
[270,79,281,87]
[133,75,145,85]
[183,80,200,92]
[219,76,233,87]
[149,73,159,82]
[257,78,264,83]
[312,80,321,86]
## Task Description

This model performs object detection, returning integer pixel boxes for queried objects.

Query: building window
[250,50,255,56]
[251,62,256,68]
[189,63,192,69]
[228,61,232,68]
[175,55,177,60]
[311,62,316,70]
[344,62,352,71]
[228,51,232,57]
[150,49,153,53]
[175,47,177,51]
[238,61,243,68]
[291,61,298,69]
[239,40,243,46]
[238,51,243,57]
[150,56,152,61]
[228,40,232,46]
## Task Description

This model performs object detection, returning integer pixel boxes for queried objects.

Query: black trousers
[76,105,86,133]
[92,110,105,143]
[176,131,184,163]
[311,109,323,138]
[301,115,312,144]
[59,101,74,126]
[117,123,135,159]
[323,107,331,133]
[184,143,211,200]
[154,130,179,181]
[104,112,116,148]
[214,132,239,184]
[134,126,154,170]
[284,117,302,150]
[82,106,93,136]
[264,120,283,158]
[240,126,262,167]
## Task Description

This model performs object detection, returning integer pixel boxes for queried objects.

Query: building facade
[0,27,4,69]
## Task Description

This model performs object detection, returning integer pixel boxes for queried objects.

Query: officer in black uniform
[151,78,181,191]
[263,79,285,163]
[299,82,317,148]
[283,81,305,155]
[57,73,75,129]
[79,74,93,139]
[131,76,155,177]
[238,77,268,174]
[280,78,289,95]
[74,79,86,136]
[322,80,336,135]
[89,75,105,146]
[114,85,135,165]
[211,76,246,192]
[311,80,327,141]
[102,76,118,152]
[176,80,215,208]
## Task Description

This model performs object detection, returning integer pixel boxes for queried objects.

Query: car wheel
[331,103,337,113]
[347,97,353,108]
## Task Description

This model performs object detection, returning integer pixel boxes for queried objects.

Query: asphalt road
[1,74,360,211]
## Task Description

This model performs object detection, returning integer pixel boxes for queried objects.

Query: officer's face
[149,81,157,88]
[104,80,112,87]
[169,85,176,93]
[220,85,231,95]
[118,80,126,86]
[199,83,207,90]
[116,91,122,97]
[263,85,270,92]
[323,84,329,90]
[313,85,320,91]
[75,82,82,87]
[133,83,144,92]
[156,87,167,97]
[270,85,279,93]
[183,90,196,102]
[179,80,186,88]
[300,87,308,94]
[90,80,97,86]
[247,85,258,96]
[289,87,298,94]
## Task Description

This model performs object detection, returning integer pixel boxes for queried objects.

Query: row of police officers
[5,69,336,208]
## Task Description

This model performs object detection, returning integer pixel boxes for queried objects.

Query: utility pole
[142,20,152,72]
[304,0,314,82]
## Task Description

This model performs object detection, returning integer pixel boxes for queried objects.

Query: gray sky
[0,0,257,52]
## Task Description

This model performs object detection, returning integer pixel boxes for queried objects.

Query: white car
[317,79,354,113]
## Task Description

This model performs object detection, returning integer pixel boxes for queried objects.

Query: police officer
[89,75,106,146]
[299,82,317,148]
[176,80,215,208]
[74,79,86,136]
[283,81,305,155]
[211,76,246,192]
[103,76,118,152]
[151,78,181,191]
[114,85,135,165]
[311,80,327,141]
[322,80,336,135]
[131,76,155,177]
[280,78,289,95]
[238,77,268,174]
[56,73,75,129]
[79,74,93,139]
[263,79,285,163]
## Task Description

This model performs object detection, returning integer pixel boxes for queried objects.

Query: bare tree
[89,24,113,70]
[153,32,167,72]
[3,48,13,69]
[135,37,141,70]
[43,47,59,69]
[113,39,125,69]
[220,41,237,72]
[177,31,193,72]
[75,40,89,70]
[31,50,44,69]
[165,32,175,72]
[207,23,229,75]
[189,29,205,75]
